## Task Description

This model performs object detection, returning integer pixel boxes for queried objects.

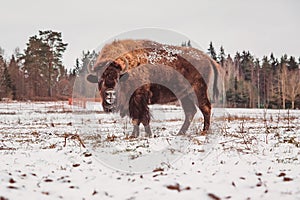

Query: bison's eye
[105,90,116,98]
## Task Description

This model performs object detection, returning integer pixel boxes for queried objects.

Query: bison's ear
[120,72,129,82]
[87,74,98,83]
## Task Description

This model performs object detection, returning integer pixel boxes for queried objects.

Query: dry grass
[63,133,86,148]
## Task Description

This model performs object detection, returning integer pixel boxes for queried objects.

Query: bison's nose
[105,89,116,105]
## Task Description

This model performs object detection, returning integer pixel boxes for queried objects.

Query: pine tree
[75,58,80,75]
[270,53,277,65]
[0,47,4,56]
[260,56,273,107]
[0,54,13,99]
[22,35,50,97]
[280,54,288,64]
[207,42,217,61]
[287,56,298,70]
[38,30,68,97]
[187,40,191,47]
[226,76,250,108]
[240,51,254,81]
[21,31,68,99]
[0,55,6,98]
[8,55,19,99]
[181,40,191,47]
[270,53,279,73]
[218,46,226,66]
[3,63,13,96]
[234,52,241,74]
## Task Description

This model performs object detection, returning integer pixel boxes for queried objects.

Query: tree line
[0,30,95,101]
[1,31,300,109]
[208,42,300,109]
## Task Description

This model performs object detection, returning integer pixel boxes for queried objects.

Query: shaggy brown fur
[93,39,224,103]
[88,39,224,137]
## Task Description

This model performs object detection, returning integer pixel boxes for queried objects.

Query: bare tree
[280,63,288,109]
[286,69,300,109]
[0,63,5,98]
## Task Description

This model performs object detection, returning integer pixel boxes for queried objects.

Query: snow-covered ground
[0,101,300,199]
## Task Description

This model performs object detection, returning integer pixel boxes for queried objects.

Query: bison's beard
[102,102,129,118]
[102,97,129,118]
[103,103,116,112]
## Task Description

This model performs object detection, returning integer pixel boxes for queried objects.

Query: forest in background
[0,30,300,109]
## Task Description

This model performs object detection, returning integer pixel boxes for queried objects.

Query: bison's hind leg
[197,94,211,135]
[130,120,152,138]
[144,125,152,137]
[178,96,197,135]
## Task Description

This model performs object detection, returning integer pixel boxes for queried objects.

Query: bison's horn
[91,60,108,73]
[120,59,129,75]
[87,62,94,74]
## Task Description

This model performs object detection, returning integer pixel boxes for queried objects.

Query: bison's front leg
[131,119,140,138]
[129,88,152,138]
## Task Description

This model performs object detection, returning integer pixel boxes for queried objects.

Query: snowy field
[0,101,300,200]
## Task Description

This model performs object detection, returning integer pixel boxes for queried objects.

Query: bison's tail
[212,61,219,102]
[210,60,225,106]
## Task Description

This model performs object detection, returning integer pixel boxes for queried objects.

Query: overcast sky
[0,0,299,68]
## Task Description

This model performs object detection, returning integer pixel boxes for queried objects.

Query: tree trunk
[48,59,52,97]
[281,65,287,109]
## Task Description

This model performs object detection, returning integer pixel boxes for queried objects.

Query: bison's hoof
[145,133,152,138]
[144,126,152,137]
[129,134,138,139]
[200,130,208,135]
[176,131,186,136]
[130,125,139,138]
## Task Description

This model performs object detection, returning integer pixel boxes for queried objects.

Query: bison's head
[87,61,128,112]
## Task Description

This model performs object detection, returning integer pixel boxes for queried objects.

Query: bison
[87,39,224,137]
